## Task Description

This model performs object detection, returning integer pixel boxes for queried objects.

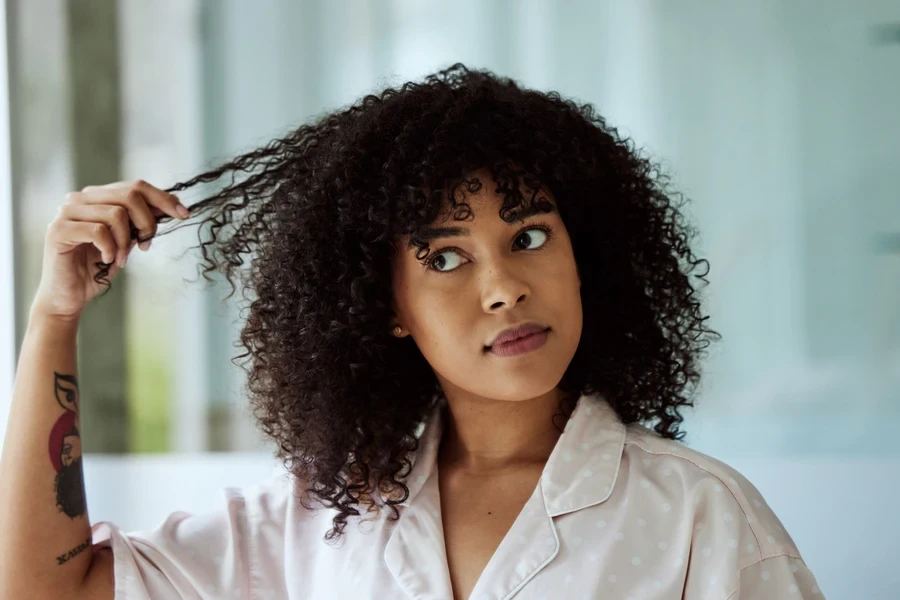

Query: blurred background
[0,0,898,597]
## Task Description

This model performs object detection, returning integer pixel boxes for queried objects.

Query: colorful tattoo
[48,372,86,518]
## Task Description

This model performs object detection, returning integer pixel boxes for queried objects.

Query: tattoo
[56,537,92,566]
[48,372,86,518]
[54,371,80,412]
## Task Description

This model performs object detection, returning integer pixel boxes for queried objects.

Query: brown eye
[429,250,463,272]
[424,225,552,273]
[514,228,549,250]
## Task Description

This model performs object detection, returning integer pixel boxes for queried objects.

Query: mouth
[484,326,551,356]
[486,322,550,348]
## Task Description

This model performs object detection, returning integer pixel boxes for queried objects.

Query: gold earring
[392,325,402,336]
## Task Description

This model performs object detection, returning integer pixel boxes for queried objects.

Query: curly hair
[95,63,720,543]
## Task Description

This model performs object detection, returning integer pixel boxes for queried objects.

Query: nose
[485,291,528,312]
[481,263,531,312]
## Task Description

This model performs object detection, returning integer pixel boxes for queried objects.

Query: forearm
[0,311,93,596]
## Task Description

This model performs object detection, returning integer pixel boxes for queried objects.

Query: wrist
[27,309,81,334]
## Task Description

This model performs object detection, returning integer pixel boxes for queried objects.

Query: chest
[438,467,543,600]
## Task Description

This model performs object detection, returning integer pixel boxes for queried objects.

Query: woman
[0,64,825,599]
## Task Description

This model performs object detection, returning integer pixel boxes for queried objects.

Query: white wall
[84,453,279,530]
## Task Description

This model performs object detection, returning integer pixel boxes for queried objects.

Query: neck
[436,387,575,474]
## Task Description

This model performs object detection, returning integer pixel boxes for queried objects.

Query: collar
[398,391,626,517]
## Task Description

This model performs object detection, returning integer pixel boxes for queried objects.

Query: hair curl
[95,63,721,543]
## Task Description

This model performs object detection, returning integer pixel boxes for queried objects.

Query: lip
[487,322,550,348]
[487,328,550,357]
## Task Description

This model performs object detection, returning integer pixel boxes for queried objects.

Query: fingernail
[176,204,190,219]
[139,240,151,251]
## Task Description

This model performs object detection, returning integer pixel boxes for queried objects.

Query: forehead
[391,169,559,255]
[432,171,557,223]
[420,200,556,242]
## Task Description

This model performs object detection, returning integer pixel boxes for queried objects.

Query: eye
[428,251,464,273]
[513,227,549,250]
[424,224,554,273]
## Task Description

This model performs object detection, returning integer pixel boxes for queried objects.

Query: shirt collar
[398,391,626,516]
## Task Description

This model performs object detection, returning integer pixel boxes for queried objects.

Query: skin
[390,168,584,473]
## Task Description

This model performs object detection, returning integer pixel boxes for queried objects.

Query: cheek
[412,292,468,343]
[547,253,583,329]
[405,291,483,372]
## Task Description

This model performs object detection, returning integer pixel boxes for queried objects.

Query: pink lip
[488,322,550,347]
[488,329,550,357]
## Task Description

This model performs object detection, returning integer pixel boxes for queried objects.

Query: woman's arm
[0,180,186,599]
[0,310,112,600]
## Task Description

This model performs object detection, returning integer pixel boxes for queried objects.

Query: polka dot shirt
[91,393,826,599]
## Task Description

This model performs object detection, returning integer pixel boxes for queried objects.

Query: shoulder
[620,422,803,564]
[127,467,299,545]
[90,468,302,599]
[226,467,298,520]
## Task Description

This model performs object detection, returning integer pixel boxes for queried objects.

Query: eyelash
[421,223,555,273]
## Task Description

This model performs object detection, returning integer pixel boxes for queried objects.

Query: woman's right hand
[30,179,191,323]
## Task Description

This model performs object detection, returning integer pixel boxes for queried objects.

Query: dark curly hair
[95,63,720,543]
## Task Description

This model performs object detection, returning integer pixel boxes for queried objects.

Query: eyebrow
[409,203,557,248]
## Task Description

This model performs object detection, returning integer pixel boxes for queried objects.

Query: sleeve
[724,554,825,599]
[680,461,828,600]
[89,470,292,600]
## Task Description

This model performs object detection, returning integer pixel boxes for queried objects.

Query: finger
[82,181,189,221]
[52,220,119,265]
[133,179,191,220]
[59,203,133,267]
[80,186,169,219]
[67,188,157,248]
